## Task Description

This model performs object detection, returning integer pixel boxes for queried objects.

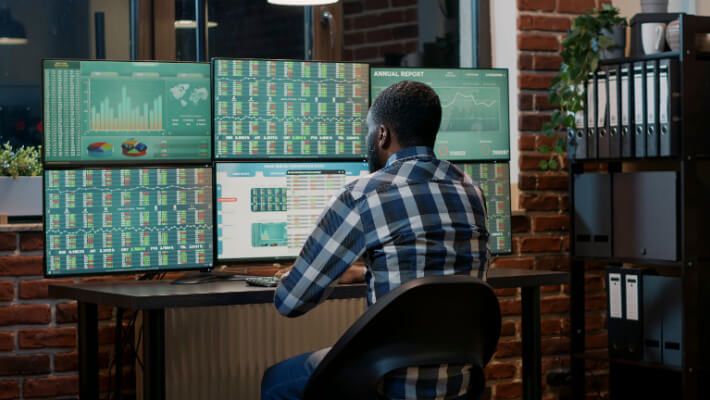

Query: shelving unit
[569,14,710,400]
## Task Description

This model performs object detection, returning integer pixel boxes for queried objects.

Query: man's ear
[378,125,392,150]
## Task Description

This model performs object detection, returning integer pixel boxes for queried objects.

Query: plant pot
[601,24,627,60]
[0,176,42,217]
[641,0,668,13]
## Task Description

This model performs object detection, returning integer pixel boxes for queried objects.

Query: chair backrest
[303,275,502,400]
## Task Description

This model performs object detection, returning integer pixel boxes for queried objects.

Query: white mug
[642,23,667,55]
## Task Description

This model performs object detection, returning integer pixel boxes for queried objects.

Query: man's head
[366,80,442,172]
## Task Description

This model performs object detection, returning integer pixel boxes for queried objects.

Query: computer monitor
[213,59,370,159]
[42,60,211,164]
[44,166,214,277]
[216,161,369,261]
[456,162,512,255]
[371,68,510,161]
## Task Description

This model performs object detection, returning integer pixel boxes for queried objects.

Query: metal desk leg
[143,309,166,400]
[521,286,542,400]
[78,302,99,399]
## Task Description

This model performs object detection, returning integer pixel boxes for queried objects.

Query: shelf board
[572,257,683,268]
[598,52,681,65]
[571,352,683,373]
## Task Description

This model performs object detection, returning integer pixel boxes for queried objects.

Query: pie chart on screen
[87,142,114,158]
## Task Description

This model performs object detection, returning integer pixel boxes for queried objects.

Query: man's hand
[339,265,366,284]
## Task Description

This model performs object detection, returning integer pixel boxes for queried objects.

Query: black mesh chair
[303,275,502,400]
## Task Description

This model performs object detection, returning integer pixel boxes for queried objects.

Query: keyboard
[245,276,280,287]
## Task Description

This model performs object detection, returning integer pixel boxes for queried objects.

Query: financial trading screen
[457,162,512,254]
[216,162,369,261]
[43,60,211,163]
[213,59,369,159]
[371,68,510,161]
[44,167,213,276]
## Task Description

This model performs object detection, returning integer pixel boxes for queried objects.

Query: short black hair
[370,80,442,148]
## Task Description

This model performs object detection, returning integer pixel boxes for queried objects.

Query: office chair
[303,275,502,400]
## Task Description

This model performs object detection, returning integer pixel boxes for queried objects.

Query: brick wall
[0,227,135,399]
[342,0,419,64]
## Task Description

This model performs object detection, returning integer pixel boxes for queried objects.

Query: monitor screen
[216,161,369,261]
[43,60,211,164]
[371,68,510,161]
[213,59,369,159]
[456,162,512,255]
[44,166,214,276]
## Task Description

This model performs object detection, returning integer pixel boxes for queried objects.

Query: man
[261,80,489,400]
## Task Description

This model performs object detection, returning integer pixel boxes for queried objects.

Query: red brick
[586,313,605,331]
[541,296,570,313]
[0,332,13,352]
[495,287,518,297]
[533,54,563,71]
[519,135,537,151]
[534,93,556,110]
[0,354,50,376]
[518,54,533,70]
[391,0,416,6]
[19,279,74,300]
[0,380,19,400]
[585,274,604,292]
[365,27,393,42]
[537,174,568,190]
[542,337,570,355]
[585,332,608,349]
[491,257,535,270]
[55,302,113,324]
[0,282,12,302]
[499,299,522,316]
[0,304,50,326]
[585,295,607,312]
[0,256,42,276]
[495,339,522,358]
[54,351,78,372]
[0,233,15,251]
[558,0,596,13]
[19,328,76,349]
[519,193,560,211]
[519,92,533,111]
[501,320,517,336]
[23,376,78,398]
[541,284,561,294]
[518,34,559,51]
[344,31,365,46]
[496,381,523,399]
[533,214,569,232]
[364,0,389,10]
[486,362,517,380]
[519,73,556,90]
[511,214,531,233]
[520,153,550,171]
[519,174,537,190]
[519,15,572,32]
[519,237,562,253]
[519,114,550,131]
[19,233,43,252]
[518,0,555,11]
[353,46,379,60]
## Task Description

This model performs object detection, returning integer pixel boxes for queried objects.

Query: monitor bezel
[212,159,369,264]
[369,66,512,163]
[42,163,215,279]
[40,58,214,168]
[452,160,514,257]
[210,57,371,161]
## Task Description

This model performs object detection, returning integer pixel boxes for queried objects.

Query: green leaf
[539,160,549,171]
[548,158,559,170]
[538,145,551,153]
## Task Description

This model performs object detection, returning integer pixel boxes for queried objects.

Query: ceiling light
[268,0,338,5]
[174,20,218,29]
[0,7,28,45]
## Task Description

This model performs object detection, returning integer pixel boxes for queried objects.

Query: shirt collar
[385,146,436,167]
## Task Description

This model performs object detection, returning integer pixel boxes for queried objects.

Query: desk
[49,268,567,400]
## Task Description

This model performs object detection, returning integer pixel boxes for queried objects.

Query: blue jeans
[261,348,330,400]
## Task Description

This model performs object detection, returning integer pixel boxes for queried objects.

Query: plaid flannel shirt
[274,146,489,399]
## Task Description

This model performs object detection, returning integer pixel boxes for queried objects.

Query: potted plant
[0,142,42,218]
[541,5,627,170]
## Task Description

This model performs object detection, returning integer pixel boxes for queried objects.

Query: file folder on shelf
[597,70,610,158]
[621,65,633,158]
[573,173,611,257]
[608,66,621,158]
[607,266,626,358]
[662,277,682,367]
[624,269,644,360]
[642,275,664,363]
[660,59,680,157]
[573,83,587,159]
[634,62,646,158]
[587,74,597,159]
[646,61,659,157]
